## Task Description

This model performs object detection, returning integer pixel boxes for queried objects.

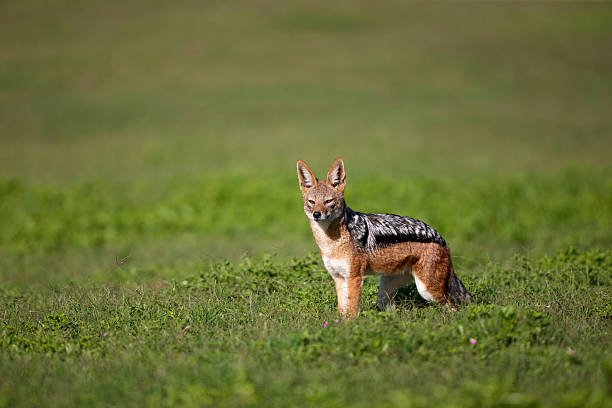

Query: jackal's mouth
[310,209,342,222]
[313,214,331,221]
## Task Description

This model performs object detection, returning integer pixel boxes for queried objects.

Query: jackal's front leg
[333,274,364,319]
[333,277,348,317]
[346,275,363,319]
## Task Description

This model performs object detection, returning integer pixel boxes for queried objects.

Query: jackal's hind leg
[412,248,454,309]
[377,273,412,311]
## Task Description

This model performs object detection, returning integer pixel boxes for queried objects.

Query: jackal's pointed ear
[326,158,345,193]
[297,160,317,194]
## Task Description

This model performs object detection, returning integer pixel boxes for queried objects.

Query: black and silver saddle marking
[345,207,447,251]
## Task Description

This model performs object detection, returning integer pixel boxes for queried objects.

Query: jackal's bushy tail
[447,265,473,304]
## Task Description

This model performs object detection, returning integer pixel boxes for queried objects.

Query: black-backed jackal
[297,158,471,319]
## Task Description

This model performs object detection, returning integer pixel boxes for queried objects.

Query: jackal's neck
[309,210,352,256]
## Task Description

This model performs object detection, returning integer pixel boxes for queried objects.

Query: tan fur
[297,158,457,319]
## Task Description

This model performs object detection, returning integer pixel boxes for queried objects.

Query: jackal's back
[345,207,447,252]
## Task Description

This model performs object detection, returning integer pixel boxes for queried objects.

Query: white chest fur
[322,256,350,279]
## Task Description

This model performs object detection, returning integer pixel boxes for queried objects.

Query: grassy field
[1,1,611,407]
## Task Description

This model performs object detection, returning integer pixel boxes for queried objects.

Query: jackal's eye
[324,199,333,204]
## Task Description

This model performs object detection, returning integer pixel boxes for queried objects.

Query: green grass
[1,1,612,407]
[1,249,611,407]
[1,168,611,286]
[1,1,612,182]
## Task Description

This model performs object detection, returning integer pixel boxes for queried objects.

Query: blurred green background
[1,1,611,285]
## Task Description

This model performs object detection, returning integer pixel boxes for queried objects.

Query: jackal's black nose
[313,211,321,219]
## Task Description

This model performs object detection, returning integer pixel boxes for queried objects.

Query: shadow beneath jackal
[394,284,430,309]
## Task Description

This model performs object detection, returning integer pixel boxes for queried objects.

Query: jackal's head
[296,158,346,222]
